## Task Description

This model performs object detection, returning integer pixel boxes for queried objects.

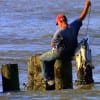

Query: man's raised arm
[79,0,91,21]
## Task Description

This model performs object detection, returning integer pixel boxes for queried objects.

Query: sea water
[0,0,100,99]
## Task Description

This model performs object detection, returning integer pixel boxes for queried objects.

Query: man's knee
[40,53,46,62]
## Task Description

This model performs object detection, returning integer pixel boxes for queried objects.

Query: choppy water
[0,0,100,99]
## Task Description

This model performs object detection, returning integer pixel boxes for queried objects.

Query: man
[40,0,91,86]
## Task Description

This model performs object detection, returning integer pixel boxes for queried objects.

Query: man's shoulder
[70,19,82,25]
[70,19,82,28]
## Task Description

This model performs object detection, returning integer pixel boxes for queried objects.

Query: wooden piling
[27,54,73,90]
[74,38,94,87]
[75,65,94,85]
[1,64,20,92]
[27,54,46,90]
[54,59,73,90]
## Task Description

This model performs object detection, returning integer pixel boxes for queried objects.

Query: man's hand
[79,0,91,21]
[51,42,56,47]
[85,0,91,7]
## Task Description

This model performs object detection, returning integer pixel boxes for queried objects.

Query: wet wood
[54,59,73,90]
[27,54,73,90]
[76,65,94,85]
[74,38,94,86]
[27,54,46,91]
[77,84,94,89]
[1,64,20,92]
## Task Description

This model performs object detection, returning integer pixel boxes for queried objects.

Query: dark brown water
[0,0,100,99]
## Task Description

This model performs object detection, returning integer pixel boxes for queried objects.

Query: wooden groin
[0,55,94,92]
[27,54,73,90]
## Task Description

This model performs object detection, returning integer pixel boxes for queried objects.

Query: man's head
[56,13,67,26]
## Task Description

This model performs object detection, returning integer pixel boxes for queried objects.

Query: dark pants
[40,48,72,81]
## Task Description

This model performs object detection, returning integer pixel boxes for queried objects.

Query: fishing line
[86,5,91,36]
[85,0,92,45]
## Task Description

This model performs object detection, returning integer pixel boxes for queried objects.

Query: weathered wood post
[74,39,94,87]
[27,54,73,90]
[1,64,20,92]
[54,59,73,90]
[27,54,46,90]
[75,65,94,85]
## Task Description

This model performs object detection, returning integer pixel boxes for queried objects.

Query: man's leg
[40,49,58,81]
